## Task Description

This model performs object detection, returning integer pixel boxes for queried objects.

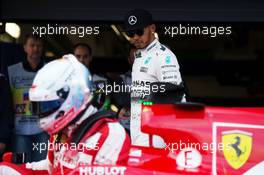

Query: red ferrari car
[2,102,263,175]
[64,102,264,175]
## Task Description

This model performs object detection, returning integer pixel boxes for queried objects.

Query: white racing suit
[131,38,185,148]
[0,106,131,175]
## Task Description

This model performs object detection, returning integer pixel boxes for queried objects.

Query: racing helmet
[29,54,93,135]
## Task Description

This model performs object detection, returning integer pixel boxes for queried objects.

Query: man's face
[128,24,156,49]
[74,46,91,68]
[24,38,43,61]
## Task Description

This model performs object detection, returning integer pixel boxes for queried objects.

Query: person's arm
[92,122,130,165]
[0,75,14,154]
[154,51,187,102]
[77,121,130,165]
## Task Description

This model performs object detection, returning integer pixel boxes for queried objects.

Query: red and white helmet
[29,54,93,135]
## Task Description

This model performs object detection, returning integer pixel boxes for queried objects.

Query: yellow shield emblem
[222,130,253,169]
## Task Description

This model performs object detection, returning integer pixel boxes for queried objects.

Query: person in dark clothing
[0,73,14,160]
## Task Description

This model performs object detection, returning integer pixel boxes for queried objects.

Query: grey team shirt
[130,38,184,147]
[131,39,183,99]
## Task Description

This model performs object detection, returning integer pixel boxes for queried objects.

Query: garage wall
[1,0,264,22]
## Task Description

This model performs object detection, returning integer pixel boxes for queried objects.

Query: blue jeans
[12,132,49,162]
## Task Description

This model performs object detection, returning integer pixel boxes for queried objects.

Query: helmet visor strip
[31,86,70,118]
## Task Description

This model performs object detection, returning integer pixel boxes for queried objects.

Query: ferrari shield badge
[221,130,253,169]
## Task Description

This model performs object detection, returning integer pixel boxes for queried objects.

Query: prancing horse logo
[231,136,245,157]
[222,130,252,169]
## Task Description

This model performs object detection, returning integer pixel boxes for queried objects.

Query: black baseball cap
[123,9,153,31]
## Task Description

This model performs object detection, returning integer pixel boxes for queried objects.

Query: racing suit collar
[76,105,98,125]
[144,38,159,52]
[135,39,159,58]
[63,105,98,137]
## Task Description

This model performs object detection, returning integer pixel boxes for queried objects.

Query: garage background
[1,0,264,106]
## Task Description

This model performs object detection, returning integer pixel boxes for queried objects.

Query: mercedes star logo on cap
[128,15,137,25]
